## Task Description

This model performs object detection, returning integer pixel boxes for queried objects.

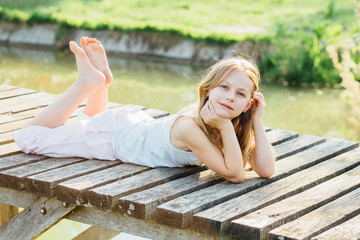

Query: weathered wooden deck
[0,84,359,240]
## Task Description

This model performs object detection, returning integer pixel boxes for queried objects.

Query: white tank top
[112,108,202,167]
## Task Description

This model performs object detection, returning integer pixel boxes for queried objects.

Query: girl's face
[207,71,254,119]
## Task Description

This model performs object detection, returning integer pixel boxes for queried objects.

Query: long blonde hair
[195,57,260,166]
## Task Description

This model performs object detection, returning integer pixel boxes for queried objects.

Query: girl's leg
[80,37,113,117]
[26,41,106,128]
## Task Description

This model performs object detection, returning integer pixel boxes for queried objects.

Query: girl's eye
[237,92,245,97]
[220,85,228,90]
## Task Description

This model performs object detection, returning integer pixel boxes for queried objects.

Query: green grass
[0,0,357,85]
[0,0,356,44]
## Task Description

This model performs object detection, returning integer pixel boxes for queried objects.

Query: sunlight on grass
[0,0,356,43]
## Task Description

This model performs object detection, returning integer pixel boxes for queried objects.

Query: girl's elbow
[227,174,245,183]
[260,168,274,179]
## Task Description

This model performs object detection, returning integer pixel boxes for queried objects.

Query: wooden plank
[0,84,17,92]
[66,206,217,240]
[0,101,102,125]
[0,157,85,190]
[228,160,360,240]
[0,91,55,107]
[0,186,40,209]
[88,166,203,210]
[0,153,47,171]
[0,132,15,145]
[155,139,358,229]
[0,142,21,157]
[143,108,169,119]
[0,196,76,240]
[193,147,360,236]
[273,135,325,160]
[266,129,299,146]
[0,92,57,114]
[56,164,150,205]
[310,214,360,240]
[0,118,31,134]
[0,108,44,125]
[0,203,18,227]
[268,187,360,240]
[0,99,121,125]
[0,87,36,100]
[26,159,121,197]
[0,104,124,135]
[118,169,224,219]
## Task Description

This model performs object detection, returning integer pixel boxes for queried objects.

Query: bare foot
[80,37,113,88]
[69,41,106,91]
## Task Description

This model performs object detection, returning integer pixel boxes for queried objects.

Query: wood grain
[0,92,57,114]
[118,169,224,219]
[155,139,358,229]
[273,135,325,160]
[193,148,360,236]
[0,158,85,190]
[268,187,360,240]
[0,153,47,171]
[0,197,76,240]
[0,85,17,91]
[310,214,360,240]
[56,163,150,204]
[266,129,299,146]
[26,159,121,197]
[0,87,36,100]
[0,142,21,157]
[88,166,203,210]
[229,160,360,240]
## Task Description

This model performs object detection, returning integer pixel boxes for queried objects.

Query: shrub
[259,21,342,86]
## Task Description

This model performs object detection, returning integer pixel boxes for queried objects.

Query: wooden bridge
[0,84,359,240]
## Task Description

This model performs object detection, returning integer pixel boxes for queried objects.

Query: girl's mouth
[220,103,233,110]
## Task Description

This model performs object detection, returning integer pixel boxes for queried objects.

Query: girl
[13,37,275,183]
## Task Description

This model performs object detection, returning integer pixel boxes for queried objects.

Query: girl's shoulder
[175,104,196,118]
[173,116,199,133]
[171,113,206,150]
[173,105,201,135]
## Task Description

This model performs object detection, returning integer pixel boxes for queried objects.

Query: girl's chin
[216,111,239,120]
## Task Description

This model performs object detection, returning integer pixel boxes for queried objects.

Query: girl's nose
[226,94,235,102]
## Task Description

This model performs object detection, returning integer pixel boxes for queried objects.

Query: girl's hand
[201,100,232,130]
[252,92,266,121]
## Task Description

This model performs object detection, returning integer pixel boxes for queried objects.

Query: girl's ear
[243,99,253,113]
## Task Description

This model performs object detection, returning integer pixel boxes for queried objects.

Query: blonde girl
[13,37,275,183]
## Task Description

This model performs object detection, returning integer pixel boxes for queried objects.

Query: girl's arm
[248,92,275,178]
[175,101,245,183]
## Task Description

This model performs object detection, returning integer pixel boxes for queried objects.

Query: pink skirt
[13,108,136,160]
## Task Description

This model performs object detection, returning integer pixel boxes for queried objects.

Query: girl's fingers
[208,100,216,113]
[253,92,266,107]
[201,102,210,119]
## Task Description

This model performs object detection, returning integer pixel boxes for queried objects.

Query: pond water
[1,46,358,143]
[0,45,359,239]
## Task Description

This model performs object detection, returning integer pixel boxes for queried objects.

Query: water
[1,45,358,141]
[0,45,358,238]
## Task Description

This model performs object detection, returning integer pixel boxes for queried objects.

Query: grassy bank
[0,0,358,85]
[0,0,355,44]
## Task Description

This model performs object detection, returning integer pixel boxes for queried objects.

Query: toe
[69,41,77,52]
[89,38,97,43]
[80,37,88,49]
[69,41,86,56]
